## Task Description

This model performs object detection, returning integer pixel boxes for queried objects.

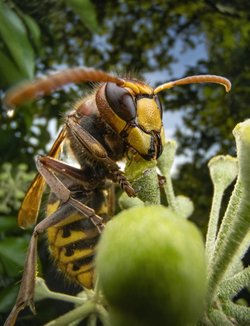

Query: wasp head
[96,80,164,160]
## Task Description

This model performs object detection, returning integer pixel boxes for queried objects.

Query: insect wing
[18,173,46,228]
[18,127,67,228]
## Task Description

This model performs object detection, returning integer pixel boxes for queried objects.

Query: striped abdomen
[46,187,112,288]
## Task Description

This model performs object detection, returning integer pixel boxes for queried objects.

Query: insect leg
[4,203,80,326]
[36,156,104,233]
[66,117,136,197]
[37,156,97,189]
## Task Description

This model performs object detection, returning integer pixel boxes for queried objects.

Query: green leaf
[0,51,24,87]
[66,0,100,33]
[0,216,17,232]
[0,283,19,313]
[20,12,41,51]
[0,237,28,276]
[0,3,35,80]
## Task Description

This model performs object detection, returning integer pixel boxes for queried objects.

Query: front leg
[36,156,104,232]
[66,116,136,197]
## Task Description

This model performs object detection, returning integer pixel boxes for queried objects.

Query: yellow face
[98,80,164,160]
[125,96,164,160]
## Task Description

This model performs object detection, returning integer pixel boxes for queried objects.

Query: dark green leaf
[0,216,17,232]
[20,11,41,51]
[0,283,19,313]
[0,3,35,80]
[0,237,28,276]
[0,51,24,87]
[66,0,100,33]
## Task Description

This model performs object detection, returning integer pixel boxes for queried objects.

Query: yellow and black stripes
[46,186,112,288]
[47,209,99,288]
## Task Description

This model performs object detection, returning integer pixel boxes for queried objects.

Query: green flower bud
[96,206,207,326]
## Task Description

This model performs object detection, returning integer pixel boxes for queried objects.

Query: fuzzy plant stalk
[34,277,109,326]
[157,139,179,212]
[206,121,250,307]
[205,156,238,266]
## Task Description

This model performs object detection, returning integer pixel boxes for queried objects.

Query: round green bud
[96,206,207,326]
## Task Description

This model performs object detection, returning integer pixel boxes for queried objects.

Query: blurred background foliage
[0,0,250,324]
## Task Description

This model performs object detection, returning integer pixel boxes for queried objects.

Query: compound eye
[154,95,163,118]
[105,83,136,122]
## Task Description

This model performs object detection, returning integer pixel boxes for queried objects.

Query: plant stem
[205,183,224,265]
[96,304,110,326]
[87,314,97,326]
[35,277,87,305]
[207,185,250,307]
[218,266,250,300]
[212,179,243,264]
[163,173,179,212]
[45,300,96,326]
